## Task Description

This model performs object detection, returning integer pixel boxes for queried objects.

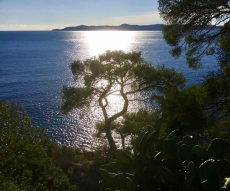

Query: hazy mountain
[52,24,163,31]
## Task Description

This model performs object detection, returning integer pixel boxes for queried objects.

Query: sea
[0,31,218,149]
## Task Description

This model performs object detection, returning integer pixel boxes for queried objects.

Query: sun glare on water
[75,31,142,117]
[69,31,138,116]
[83,31,135,56]
[68,31,138,117]
[65,31,142,148]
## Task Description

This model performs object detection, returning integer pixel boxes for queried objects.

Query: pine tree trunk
[121,135,125,149]
[105,120,117,150]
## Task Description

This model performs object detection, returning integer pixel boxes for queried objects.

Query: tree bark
[104,120,117,150]
[121,135,125,149]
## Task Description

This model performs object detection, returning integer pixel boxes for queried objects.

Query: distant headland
[52,24,163,31]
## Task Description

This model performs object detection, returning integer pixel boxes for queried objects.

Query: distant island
[52,24,163,31]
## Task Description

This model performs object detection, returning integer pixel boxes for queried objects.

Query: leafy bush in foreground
[99,119,230,191]
[0,129,75,191]
[0,101,76,191]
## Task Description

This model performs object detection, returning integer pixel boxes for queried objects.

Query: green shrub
[0,101,76,191]
[99,118,230,190]
[0,128,76,191]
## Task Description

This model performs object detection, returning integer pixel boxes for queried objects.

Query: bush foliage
[99,119,230,191]
[0,101,76,191]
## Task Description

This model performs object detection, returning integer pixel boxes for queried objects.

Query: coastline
[52,24,163,31]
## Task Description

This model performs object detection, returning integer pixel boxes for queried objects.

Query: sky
[0,0,162,31]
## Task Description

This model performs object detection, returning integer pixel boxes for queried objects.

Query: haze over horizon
[0,0,162,31]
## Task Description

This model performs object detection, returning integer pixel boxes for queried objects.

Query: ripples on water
[0,31,218,149]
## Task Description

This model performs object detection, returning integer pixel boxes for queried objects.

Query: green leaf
[139,132,151,155]
[112,173,127,189]
[198,159,216,182]
[101,162,134,173]
[144,131,158,155]
[164,138,179,158]
[156,135,167,151]
[105,189,112,191]
[98,180,103,191]
[172,136,181,144]
[177,141,184,149]
[133,154,144,181]
[154,150,174,161]
[178,144,192,161]
[216,160,230,177]
[159,167,175,183]
[183,135,196,148]
[146,125,155,133]
[107,157,116,163]
[99,169,116,183]
[166,129,177,139]
[126,177,137,191]
[193,145,213,161]
[114,150,133,163]
[208,138,230,160]
[133,132,145,155]
[153,117,164,134]
[185,162,195,185]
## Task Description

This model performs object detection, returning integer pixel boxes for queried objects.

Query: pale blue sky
[0,0,162,31]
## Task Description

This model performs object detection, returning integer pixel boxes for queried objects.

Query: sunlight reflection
[67,31,140,118]
[71,31,138,118]
[83,31,136,56]
[103,83,125,118]
[64,31,148,149]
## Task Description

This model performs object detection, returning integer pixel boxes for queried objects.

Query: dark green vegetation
[99,124,230,190]
[97,0,230,190]
[94,110,159,149]
[157,0,230,139]
[1,101,229,190]
[0,101,74,190]
[0,101,103,191]
[60,50,185,150]
[158,0,230,69]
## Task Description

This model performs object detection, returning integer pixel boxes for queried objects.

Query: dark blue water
[0,31,218,149]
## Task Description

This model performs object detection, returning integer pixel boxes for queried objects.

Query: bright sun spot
[84,31,135,56]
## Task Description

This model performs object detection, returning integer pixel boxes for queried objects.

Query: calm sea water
[0,31,218,149]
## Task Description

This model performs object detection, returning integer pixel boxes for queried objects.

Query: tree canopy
[158,0,230,68]
[60,50,185,150]
[157,87,208,133]
[158,0,230,138]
